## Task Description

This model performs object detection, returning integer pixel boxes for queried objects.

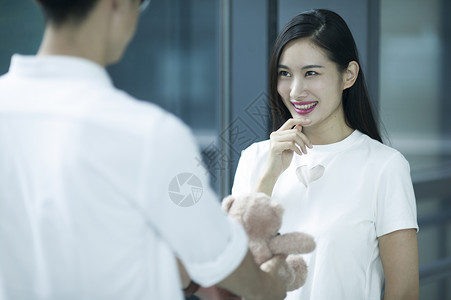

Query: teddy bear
[221,192,316,291]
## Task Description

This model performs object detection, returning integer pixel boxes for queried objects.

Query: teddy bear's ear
[221,195,235,213]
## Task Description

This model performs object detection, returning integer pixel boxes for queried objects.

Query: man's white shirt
[0,55,248,300]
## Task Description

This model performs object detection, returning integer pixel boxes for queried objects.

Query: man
[0,0,286,299]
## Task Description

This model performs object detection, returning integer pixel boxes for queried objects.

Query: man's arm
[177,259,191,290]
[217,250,286,300]
[178,250,286,300]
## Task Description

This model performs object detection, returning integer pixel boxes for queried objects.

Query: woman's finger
[277,118,311,132]
[297,131,313,149]
[272,127,312,147]
[271,141,303,156]
[271,130,311,153]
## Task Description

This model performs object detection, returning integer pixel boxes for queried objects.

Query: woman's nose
[290,78,308,100]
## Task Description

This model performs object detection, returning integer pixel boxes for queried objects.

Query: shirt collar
[8,54,113,87]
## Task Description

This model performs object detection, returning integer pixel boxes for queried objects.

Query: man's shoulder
[93,88,191,138]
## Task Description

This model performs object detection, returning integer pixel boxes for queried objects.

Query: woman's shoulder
[358,133,409,166]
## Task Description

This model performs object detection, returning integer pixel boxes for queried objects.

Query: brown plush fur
[222,193,316,291]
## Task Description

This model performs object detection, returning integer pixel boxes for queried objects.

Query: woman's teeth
[294,102,317,110]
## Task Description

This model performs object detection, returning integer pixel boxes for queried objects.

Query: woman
[232,9,419,300]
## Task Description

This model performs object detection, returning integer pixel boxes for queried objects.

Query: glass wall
[380,0,451,298]
[0,0,44,70]
[380,0,450,169]
[109,0,220,131]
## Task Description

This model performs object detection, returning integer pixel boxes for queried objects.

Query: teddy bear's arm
[269,232,315,255]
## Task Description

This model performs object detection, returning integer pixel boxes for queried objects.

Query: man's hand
[217,250,286,300]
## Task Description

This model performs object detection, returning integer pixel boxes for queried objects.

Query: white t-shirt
[232,130,418,300]
[0,55,248,300]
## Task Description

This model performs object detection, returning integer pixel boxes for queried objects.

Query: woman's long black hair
[269,9,382,143]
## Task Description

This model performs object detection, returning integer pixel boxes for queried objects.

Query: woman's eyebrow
[301,64,324,70]
[278,64,325,70]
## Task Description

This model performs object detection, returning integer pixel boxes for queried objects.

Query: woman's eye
[279,70,291,77]
[305,71,317,77]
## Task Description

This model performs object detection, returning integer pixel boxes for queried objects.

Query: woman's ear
[343,61,359,90]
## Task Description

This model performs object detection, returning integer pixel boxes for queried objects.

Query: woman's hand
[255,118,312,196]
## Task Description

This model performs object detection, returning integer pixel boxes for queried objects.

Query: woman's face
[277,38,350,132]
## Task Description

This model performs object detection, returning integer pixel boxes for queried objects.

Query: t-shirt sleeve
[375,151,419,237]
[140,112,248,287]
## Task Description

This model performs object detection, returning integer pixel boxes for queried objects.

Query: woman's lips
[291,101,318,114]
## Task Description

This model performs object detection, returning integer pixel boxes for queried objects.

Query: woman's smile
[291,100,318,114]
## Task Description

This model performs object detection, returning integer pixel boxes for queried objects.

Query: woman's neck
[303,122,354,145]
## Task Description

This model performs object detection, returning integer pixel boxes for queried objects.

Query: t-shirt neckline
[309,130,362,153]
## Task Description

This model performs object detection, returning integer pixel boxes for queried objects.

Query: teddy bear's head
[222,193,284,240]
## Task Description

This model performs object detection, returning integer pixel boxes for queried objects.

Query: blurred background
[0,0,450,299]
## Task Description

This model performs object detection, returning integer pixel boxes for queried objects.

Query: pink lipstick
[291,101,318,115]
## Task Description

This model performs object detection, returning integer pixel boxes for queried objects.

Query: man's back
[0,55,248,299]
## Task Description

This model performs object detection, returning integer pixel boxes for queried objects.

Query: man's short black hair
[35,0,100,26]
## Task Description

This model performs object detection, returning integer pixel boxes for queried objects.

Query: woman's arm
[379,228,419,300]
